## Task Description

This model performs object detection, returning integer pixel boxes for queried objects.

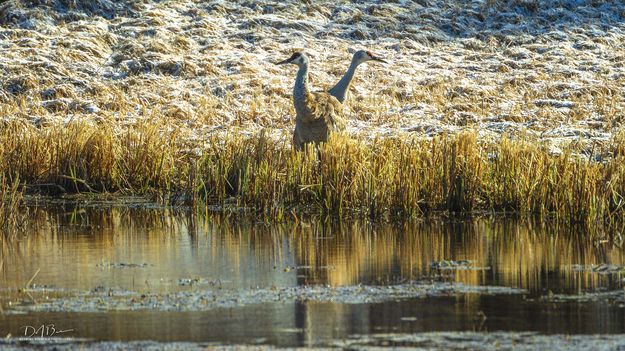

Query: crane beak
[372,55,388,63]
[276,58,292,65]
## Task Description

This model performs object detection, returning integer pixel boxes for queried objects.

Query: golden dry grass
[1,118,625,228]
[1,1,624,228]
[0,0,622,147]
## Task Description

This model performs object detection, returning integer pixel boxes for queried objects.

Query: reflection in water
[1,207,624,293]
[1,205,624,345]
[293,219,625,292]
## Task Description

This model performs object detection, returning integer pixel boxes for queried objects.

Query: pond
[1,201,624,348]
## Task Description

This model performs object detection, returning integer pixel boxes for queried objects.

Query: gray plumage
[328,50,387,103]
[277,52,345,151]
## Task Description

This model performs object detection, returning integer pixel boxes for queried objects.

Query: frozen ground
[1,0,624,152]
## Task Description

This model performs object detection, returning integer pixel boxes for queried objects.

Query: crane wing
[306,92,345,131]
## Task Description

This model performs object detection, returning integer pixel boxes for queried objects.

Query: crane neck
[328,57,360,103]
[293,62,310,114]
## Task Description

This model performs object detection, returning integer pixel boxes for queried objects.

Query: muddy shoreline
[3,332,625,351]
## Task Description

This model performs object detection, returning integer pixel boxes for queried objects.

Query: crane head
[365,50,387,63]
[276,52,306,66]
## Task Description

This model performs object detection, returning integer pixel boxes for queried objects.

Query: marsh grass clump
[0,120,187,195]
[1,118,625,230]
[192,130,625,228]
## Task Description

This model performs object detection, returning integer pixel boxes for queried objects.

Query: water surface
[1,204,624,346]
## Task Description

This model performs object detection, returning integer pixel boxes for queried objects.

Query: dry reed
[1,119,625,229]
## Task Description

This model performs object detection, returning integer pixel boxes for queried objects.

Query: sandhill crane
[328,50,387,103]
[276,51,345,151]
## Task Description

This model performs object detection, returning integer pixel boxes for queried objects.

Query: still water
[1,204,624,346]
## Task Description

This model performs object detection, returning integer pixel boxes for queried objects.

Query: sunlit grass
[1,119,625,229]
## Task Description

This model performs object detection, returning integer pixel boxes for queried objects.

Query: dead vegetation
[0,0,623,141]
[0,0,624,225]
[1,118,625,228]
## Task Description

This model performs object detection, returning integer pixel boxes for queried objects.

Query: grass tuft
[1,119,625,230]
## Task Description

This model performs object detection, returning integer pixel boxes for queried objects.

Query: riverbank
[2,127,625,227]
[2,0,625,225]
